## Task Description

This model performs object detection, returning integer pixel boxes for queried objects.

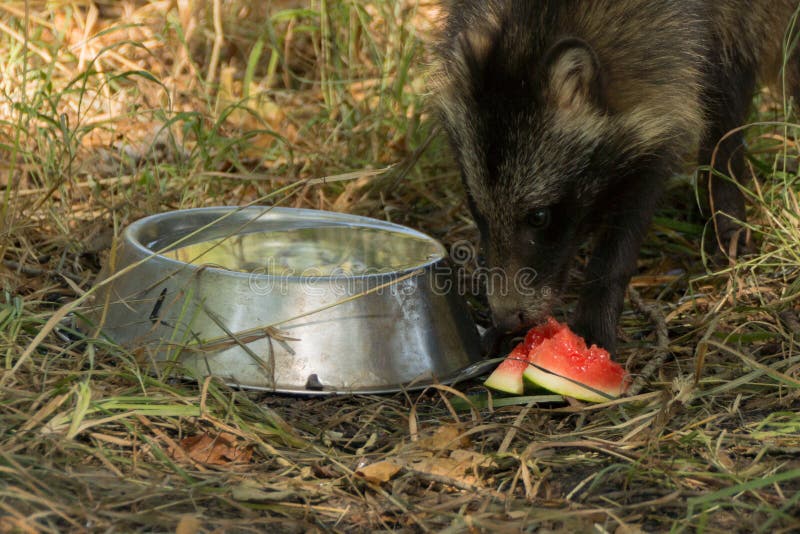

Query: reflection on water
[163,226,443,276]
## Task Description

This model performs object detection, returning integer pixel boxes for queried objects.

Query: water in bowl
[163,225,443,276]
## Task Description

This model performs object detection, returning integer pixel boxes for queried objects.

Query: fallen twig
[627,286,670,396]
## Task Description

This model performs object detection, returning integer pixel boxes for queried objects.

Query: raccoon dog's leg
[784,20,800,116]
[699,61,758,256]
[570,166,668,354]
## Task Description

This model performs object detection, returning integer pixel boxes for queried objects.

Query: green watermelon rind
[522,364,622,403]
[483,356,527,395]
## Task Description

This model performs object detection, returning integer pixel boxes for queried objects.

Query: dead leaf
[449,449,497,470]
[0,516,39,534]
[408,456,478,485]
[416,425,471,452]
[175,515,202,534]
[355,460,402,485]
[615,525,647,534]
[169,432,253,466]
[406,449,495,488]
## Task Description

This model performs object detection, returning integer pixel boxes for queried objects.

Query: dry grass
[0,1,799,532]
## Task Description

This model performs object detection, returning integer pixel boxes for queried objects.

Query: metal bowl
[86,206,484,394]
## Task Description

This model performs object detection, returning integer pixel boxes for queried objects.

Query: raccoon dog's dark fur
[434,0,800,354]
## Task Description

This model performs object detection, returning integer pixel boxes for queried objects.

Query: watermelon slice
[484,319,566,394]
[523,328,629,402]
[483,342,529,394]
[484,318,630,402]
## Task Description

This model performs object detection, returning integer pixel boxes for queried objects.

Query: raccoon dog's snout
[490,305,536,336]
[485,271,554,335]
[434,0,800,354]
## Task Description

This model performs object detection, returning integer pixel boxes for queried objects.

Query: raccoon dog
[434,0,800,354]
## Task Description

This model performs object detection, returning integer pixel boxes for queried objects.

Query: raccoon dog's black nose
[494,310,532,335]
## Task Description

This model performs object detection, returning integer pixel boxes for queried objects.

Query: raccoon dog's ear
[453,25,499,91]
[545,38,604,111]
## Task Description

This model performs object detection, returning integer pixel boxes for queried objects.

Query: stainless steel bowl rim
[123,205,449,282]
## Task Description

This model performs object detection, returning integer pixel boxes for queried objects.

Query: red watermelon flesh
[522,317,565,351]
[484,318,630,402]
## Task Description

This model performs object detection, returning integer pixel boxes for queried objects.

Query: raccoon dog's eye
[527,208,551,229]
